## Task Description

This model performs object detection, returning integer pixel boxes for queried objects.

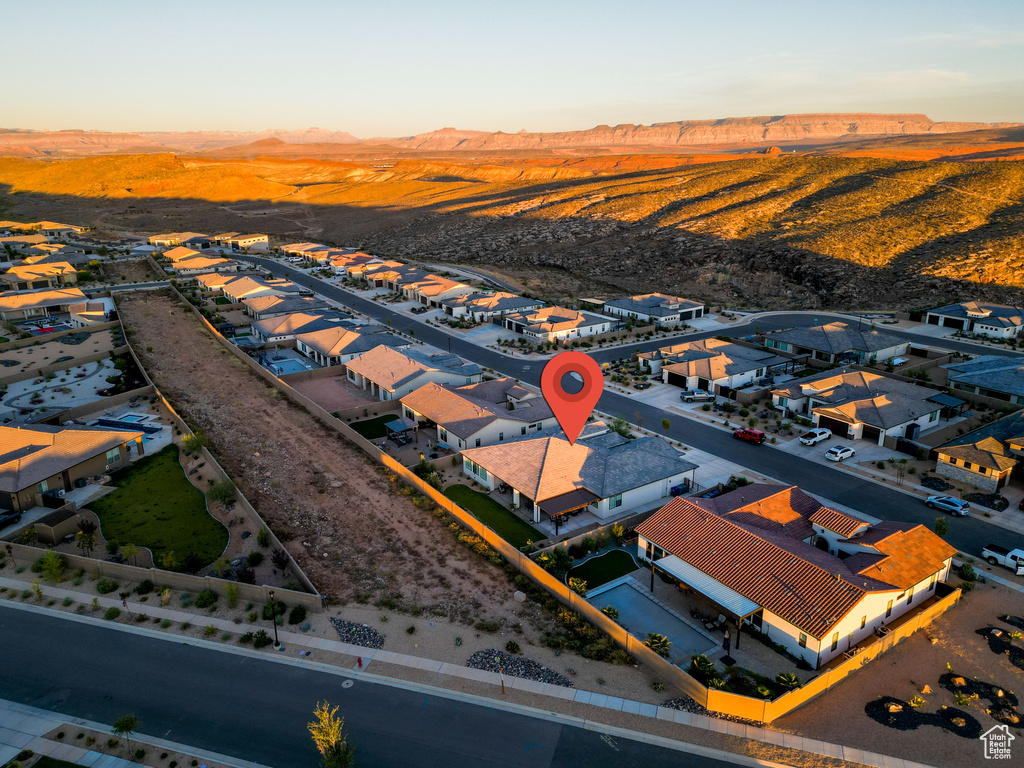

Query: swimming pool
[117,414,147,423]
[95,418,164,434]
[268,359,315,375]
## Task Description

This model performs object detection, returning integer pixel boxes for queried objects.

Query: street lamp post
[268,589,281,649]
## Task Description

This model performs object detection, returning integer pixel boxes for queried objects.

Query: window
[466,378,473,384]
[438,427,448,442]
[105,448,120,464]
[498,432,504,442]
[36,480,48,494]
[778,397,788,408]
[929,411,938,422]
[907,586,914,605]
[885,599,893,618]
[521,426,527,435]
[609,494,623,509]
[798,633,807,648]
[964,462,973,471]
[831,632,839,652]
[929,574,936,592]
[405,407,415,421]
[860,615,866,630]
[475,438,481,447]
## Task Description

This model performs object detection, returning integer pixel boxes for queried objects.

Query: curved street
[239,256,1024,556]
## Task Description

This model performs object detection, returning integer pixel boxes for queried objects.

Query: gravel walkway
[467,649,574,688]
[329,617,385,649]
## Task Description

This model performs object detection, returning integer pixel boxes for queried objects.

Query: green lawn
[444,484,544,549]
[90,445,228,569]
[568,549,640,589]
[33,758,80,768]
[213,296,231,305]
[0,336,9,343]
[349,414,396,440]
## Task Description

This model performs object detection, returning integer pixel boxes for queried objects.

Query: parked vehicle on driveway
[1018,497,1024,511]
[926,495,970,516]
[824,445,856,462]
[799,428,832,446]
[680,389,715,403]
[733,428,766,444]
[982,544,1024,576]
[0,509,22,529]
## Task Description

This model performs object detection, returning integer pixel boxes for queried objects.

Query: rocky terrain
[2,150,1023,310]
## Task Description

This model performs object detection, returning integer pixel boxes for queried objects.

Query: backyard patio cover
[539,488,599,518]
[655,555,760,617]
[384,417,416,434]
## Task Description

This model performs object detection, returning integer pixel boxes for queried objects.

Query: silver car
[926,495,970,516]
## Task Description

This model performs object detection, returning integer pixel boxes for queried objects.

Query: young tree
[308,701,354,768]
[661,418,671,432]
[112,713,139,746]
[75,530,95,558]
[40,549,65,582]
[934,516,950,539]
[121,543,140,567]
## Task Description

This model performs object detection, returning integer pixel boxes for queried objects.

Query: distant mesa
[764,146,782,155]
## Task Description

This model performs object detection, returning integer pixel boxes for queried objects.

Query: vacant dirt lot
[288,374,375,412]
[99,257,163,284]
[117,290,536,627]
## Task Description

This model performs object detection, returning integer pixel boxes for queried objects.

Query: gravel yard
[288,375,376,412]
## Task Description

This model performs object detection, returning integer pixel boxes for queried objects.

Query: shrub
[134,579,154,595]
[252,629,273,648]
[775,672,801,691]
[239,632,254,644]
[959,562,977,582]
[104,607,121,620]
[601,605,619,620]
[62,596,73,606]
[256,528,271,548]
[288,605,307,625]
[271,548,290,570]
[204,625,217,636]
[160,620,171,628]
[581,536,597,552]
[135,749,146,760]
[262,600,287,620]
[224,582,239,608]
[505,640,521,654]
[406,625,416,635]
[568,577,588,597]
[475,620,501,633]
[247,551,264,567]
[180,593,193,607]
[194,590,218,609]
[207,479,236,504]
[645,633,672,658]
[96,578,119,594]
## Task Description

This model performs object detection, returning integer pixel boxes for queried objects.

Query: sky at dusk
[6,0,1024,136]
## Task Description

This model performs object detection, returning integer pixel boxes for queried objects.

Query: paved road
[0,607,740,768]
[239,256,1024,555]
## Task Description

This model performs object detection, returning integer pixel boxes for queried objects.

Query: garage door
[862,425,882,444]
[666,371,688,388]
[817,416,851,438]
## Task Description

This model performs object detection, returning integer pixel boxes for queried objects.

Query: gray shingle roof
[943,355,1024,398]
[767,322,906,356]
[604,293,703,318]
[929,301,1024,327]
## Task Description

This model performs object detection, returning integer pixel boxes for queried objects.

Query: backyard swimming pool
[268,358,316,375]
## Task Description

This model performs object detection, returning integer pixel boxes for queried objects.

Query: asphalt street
[241,256,1024,556]
[0,606,741,768]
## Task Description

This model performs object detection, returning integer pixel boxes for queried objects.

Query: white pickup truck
[982,544,1024,576]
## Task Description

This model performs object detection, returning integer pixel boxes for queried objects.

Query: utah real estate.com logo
[980,724,1014,760]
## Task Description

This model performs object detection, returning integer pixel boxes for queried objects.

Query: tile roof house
[366,264,430,291]
[765,322,909,365]
[345,345,482,401]
[501,306,613,342]
[171,255,241,275]
[329,253,380,274]
[400,378,556,450]
[1,262,78,290]
[148,232,208,247]
[925,301,1024,339]
[161,246,204,263]
[250,311,355,344]
[241,294,330,320]
[943,355,1024,406]
[460,423,699,527]
[0,287,88,321]
[401,275,475,307]
[0,234,51,251]
[199,275,300,303]
[296,328,410,367]
[0,424,144,512]
[441,292,545,321]
[68,298,116,327]
[637,484,955,668]
[220,234,270,252]
[603,293,705,328]
[643,338,787,390]
[347,259,403,278]
[934,410,1024,492]
[772,368,943,445]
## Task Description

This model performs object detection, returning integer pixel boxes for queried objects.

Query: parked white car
[824,445,856,462]
[799,428,832,446]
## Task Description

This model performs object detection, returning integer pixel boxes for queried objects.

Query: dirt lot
[99,257,163,284]
[117,290,550,624]
[289,374,376,412]
[776,580,1024,767]
[0,329,114,375]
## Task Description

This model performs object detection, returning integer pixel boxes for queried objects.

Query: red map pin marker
[540,351,604,445]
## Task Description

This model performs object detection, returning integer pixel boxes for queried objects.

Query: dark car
[0,509,23,529]
[733,428,766,444]
[1019,497,1024,511]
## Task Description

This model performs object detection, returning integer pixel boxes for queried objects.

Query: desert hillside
[1,152,1022,310]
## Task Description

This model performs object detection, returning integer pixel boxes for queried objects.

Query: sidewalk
[0,698,268,768]
[0,580,935,768]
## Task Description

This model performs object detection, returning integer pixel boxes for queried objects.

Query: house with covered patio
[459,422,698,534]
[636,484,956,668]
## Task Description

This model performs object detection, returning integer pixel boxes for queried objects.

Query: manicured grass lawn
[0,336,9,343]
[444,484,544,549]
[349,414,396,440]
[90,445,228,568]
[568,549,640,589]
[213,296,231,305]
[33,757,80,768]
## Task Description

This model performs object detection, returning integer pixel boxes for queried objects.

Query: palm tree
[644,633,672,658]
[775,672,801,691]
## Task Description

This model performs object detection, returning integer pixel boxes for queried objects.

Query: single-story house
[366,264,430,292]
[772,368,943,444]
[0,287,88,321]
[241,294,330,320]
[441,292,545,321]
[0,234,51,252]
[603,293,705,328]
[402,275,475,307]
[460,423,699,525]
[346,345,482,401]
[202,276,301,303]
[925,301,1024,339]
[278,242,329,258]
[934,410,1024,492]
[501,306,613,343]
[400,377,556,450]
[250,311,355,344]
[636,484,956,668]
[30,221,88,238]
[1,262,78,291]
[644,338,787,390]
[219,234,269,252]
[765,322,909,365]
[0,423,145,512]
[295,328,409,367]
[171,256,241,275]
[329,253,380,275]
[148,232,209,247]
[943,356,1024,406]
[68,298,116,327]
[161,246,203,263]
[348,259,403,278]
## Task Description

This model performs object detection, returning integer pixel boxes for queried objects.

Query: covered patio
[539,488,600,537]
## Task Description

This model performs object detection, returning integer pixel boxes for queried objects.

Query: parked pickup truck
[680,389,715,403]
[982,544,1024,576]
[799,428,831,446]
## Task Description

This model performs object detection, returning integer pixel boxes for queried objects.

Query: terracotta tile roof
[648,338,785,378]
[401,378,552,439]
[162,246,203,262]
[346,345,479,390]
[2,262,77,282]
[0,424,143,493]
[0,287,87,312]
[173,256,236,272]
[242,295,329,315]
[848,524,957,590]
[296,328,408,359]
[809,507,869,538]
